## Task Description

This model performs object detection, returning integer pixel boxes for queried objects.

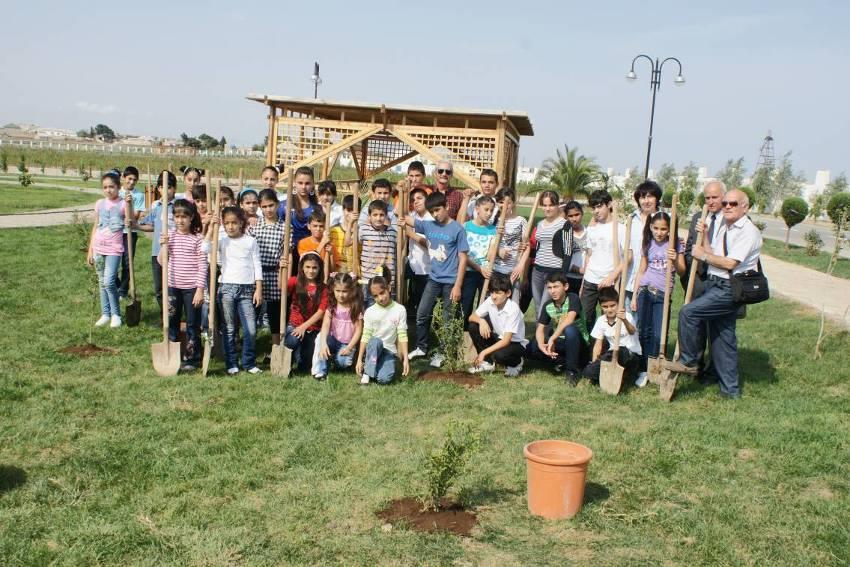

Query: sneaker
[360,374,370,385]
[429,354,445,368]
[110,315,122,328]
[565,370,580,387]
[246,367,262,375]
[663,360,699,376]
[635,372,649,388]
[408,348,426,360]
[95,315,110,327]
[227,367,240,375]
[468,361,496,374]
[314,374,327,381]
[505,358,524,378]
[181,363,197,372]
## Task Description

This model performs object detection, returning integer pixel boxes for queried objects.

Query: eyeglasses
[721,200,739,208]
[436,169,453,175]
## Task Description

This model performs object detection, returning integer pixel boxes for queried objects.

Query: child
[461,196,497,323]
[492,188,528,303]
[528,191,566,319]
[401,191,469,367]
[191,184,213,233]
[117,166,145,300]
[358,178,396,228]
[312,272,364,380]
[355,275,409,385]
[259,165,281,202]
[332,194,358,273]
[88,170,128,328]
[532,272,589,385]
[464,168,499,223]
[238,188,261,228]
[297,209,338,267]
[203,206,263,375]
[138,171,177,310]
[404,187,433,315]
[219,186,235,208]
[179,166,202,201]
[467,274,528,377]
[582,287,641,385]
[630,211,685,387]
[278,166,319,265]
[317,180,343,227]
[283,252,328,372]
[253,189,288,358]
[354,200,397,306]
[580,190,626,330]
[159,199,206,371]
[553,200,587,293]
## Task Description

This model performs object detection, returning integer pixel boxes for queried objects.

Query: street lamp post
[626,55,685,180]
[311,62,322,99]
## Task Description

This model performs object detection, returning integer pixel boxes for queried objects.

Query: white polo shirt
[475,296,529,347]
[708,215,763,279]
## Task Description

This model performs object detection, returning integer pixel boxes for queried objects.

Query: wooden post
[266,106,276,165]
[480,201,508,299]
[238,168,244,193]
[352,183,360,278]
[518,192,541,285]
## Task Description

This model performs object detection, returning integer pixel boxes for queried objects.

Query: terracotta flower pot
[524,440,593,520]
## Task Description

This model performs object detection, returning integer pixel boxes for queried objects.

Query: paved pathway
[0,203,95,228]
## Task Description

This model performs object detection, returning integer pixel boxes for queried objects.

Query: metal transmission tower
[755,130,775,172]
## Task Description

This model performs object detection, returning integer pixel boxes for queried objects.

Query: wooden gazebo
[247,95,534,190]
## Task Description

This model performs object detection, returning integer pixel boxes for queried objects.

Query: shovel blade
[151,340,181,376]
[125,298,142,327]
[463,333,477,365]
[658,369,677,402]
[599,360,624,395]
[646,356,664,385]
[270,343,292,377]
[201,336,212,377]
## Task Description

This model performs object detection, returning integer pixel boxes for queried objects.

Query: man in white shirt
[666,189,763,399]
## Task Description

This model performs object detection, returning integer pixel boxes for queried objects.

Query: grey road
[749,213,849,258]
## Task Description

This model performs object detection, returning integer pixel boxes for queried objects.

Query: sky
[2,0,849,180]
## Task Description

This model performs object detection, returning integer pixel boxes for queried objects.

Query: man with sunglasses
[433,160,465,220]
[665,189,762,399]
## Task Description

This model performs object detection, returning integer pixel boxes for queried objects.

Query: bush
[661,189,675,208]
[827,193,850,228]
[0,149,7,172]
[420,420,480,511]
[804,229,824,256]
[678,189,695,216]
[431,298,467,372]
[17,155,32,188]
[753,220,766,232]
[781,197,809,228]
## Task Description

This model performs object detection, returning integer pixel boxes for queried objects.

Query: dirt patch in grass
[377,497,477,536]
[60,344,117,358]
[416,370,483,388]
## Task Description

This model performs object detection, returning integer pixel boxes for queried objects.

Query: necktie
[707,213,717,244]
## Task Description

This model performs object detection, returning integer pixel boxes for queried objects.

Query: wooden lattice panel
[274,120,367,170]
[403,131,497,174]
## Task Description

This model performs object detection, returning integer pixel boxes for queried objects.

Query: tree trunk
[785,227,791,251]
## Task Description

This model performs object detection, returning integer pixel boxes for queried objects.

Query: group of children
[88,161,684,388]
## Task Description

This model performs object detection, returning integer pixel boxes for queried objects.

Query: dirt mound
[416,370,483,388]
[60,344,117,358]
[376,497,477,536]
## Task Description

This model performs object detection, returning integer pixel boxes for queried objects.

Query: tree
[655,163,677,193]
[751,166,773,213]
[780,197,809,250]
[770,151,805,206]
[94,124,116,142]
[180,132,201,149]
[219,136,227,149]
[538,144,601,200]
[716,157,746,190]
[826,193,850,275]
[680,162,699,194]
[739,186,757,209]
[76,129,90,138]
[825,173,848,198]
[810,193,827,222]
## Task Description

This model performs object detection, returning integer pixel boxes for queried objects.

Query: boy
[332,194,359,273]
[297,209,338,267]
[356,275,409,385]
[581,287,641,384]
[400,192,469,367]
[461,196,497,323]
[358,178,396,228]
[464,169,499,223]
[355,200,397,306]
[404,187,432,315]
[317,180,343,227]
[532,272,588,385]
[552,200,587,293]
[118,166,146,299]
[580,190,626,330]
[138,172,177,310]
[467,274,528,377]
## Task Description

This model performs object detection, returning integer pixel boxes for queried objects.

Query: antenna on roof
[311,62,322,99]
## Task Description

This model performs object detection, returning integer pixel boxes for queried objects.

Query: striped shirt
[359,223,397,283]
[166,230,206,289]
[533,217,566,270]
[252,219,286,301]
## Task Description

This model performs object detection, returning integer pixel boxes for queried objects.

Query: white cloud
[76,101,118,115]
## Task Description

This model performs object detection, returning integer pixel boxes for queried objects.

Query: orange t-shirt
[297,236,339,269]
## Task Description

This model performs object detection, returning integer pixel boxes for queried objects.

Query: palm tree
[538,145,601,200]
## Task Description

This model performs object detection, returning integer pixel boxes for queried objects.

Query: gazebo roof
[247,94,534,137]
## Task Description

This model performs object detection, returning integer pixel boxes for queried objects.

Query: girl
[278,166,319,266]
[159,199,206,371]
[630,211,685,387]
[524,191,566,318]
[220,186,235,208]
[461,196,498,322]
[312,272,364,380]
[492,188,528,303]
[203,206,263,375]
[238,188,261,228]
[88,170,127,328]
[283,252,328,373]
[253,189,287,360]
[355,275,409,385]
[179,166,203,201]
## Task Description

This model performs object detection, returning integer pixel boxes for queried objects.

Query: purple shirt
[639,238,681,290]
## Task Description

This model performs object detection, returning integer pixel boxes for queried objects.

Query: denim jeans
[406,267,428,315]
[636,285,666,372]
[527,324,584,373]
[284,326,319,372]
[117,232,139,298]
[168,287,201,365]
[95,254,121,317]
[311,334,355,376]
[219,283,258,370]
[415,279,456,353]
[363,337,398,384]
[460,270,484,323]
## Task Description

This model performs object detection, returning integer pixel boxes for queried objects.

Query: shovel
[270,172,295,377]
[658,204,709,402]
[151,173,181,376]
[125,194,142,327]
[202,179,222,376]
[647,195,678,384]
[599,208,631,395]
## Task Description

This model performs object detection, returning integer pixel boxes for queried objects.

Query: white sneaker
[110,315,122,328]
[408,348,426,360]
[635,372,649,388]
[468,361,496,374]
[430,354,445,368]
[95,315,110,327]
[246,367,262,375]
[227,367,240,375]
[505,358,524,378]
[360,374,370,385]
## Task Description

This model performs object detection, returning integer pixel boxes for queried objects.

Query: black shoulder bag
[724,231,769,304]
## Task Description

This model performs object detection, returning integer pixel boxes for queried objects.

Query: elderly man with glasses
[433,160,465,220]
[665,188,762,399]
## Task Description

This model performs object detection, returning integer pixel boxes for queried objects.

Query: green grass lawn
[0,183,98,214]
[1,226,848,565]
[761,237,850,281]
[0,174,101,190]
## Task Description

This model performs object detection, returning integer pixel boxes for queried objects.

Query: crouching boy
[582,287,641,385]
[467,274,528,377]
[356,275,409,385]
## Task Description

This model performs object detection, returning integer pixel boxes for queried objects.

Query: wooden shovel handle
[160,171,169,340]
[612,215,631,364]
[658,195,678,357]
[480,201,508,299]
[207,179,221,334]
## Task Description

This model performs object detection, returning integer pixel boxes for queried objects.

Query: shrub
[0,149,7,172]
[781,197,809,249]
[17,155,32,188]
[420,420,480,512]
[431,298,467,372]
[803,229,824,256]
[740,186,757,208]
[753,220,767,232]
[678,189,695,216]
[827,193,850,228]
[661,189,675,208]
